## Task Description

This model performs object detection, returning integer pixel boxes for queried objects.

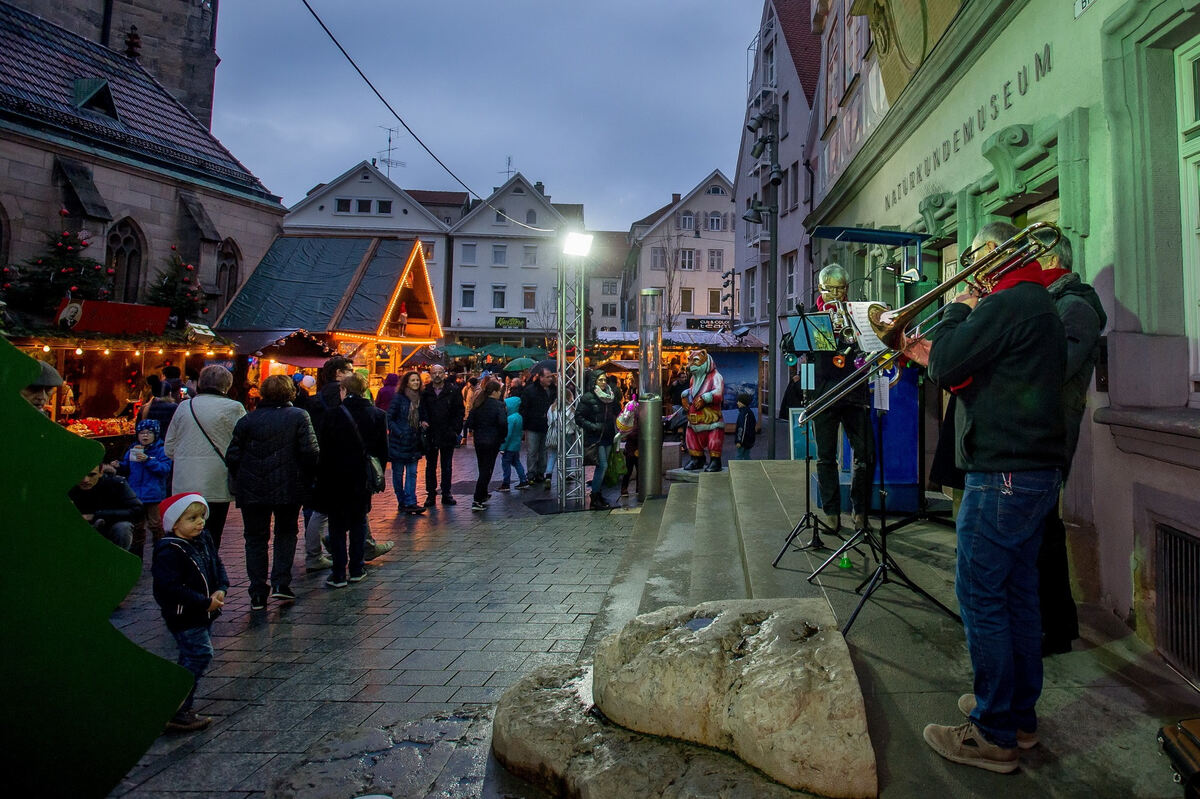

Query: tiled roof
[405,189,469,206]
[552,203,584,225]
[632,199,674,229]
[0,2,278,202]
[776,0,820,105]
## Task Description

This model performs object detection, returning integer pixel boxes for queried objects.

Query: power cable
[298,0,556,233]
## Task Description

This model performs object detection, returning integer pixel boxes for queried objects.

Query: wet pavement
[109,442,637,798]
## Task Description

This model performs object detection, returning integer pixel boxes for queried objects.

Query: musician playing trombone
[812,264,875,533]
[902,221,1067,774]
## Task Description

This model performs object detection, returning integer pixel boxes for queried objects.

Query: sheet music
[873,375,890,411]
[846,302,889,353]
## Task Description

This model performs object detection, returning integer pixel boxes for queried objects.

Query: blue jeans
[956,469,1061,748]
[391,459,418,508]
[172,624,214,712]
[735,447,750,460]
[590,444,611,494]
[501,450,526,484]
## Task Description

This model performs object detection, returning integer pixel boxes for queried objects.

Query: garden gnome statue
[681,348,725,472]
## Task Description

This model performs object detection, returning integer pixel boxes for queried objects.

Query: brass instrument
[798,222,1061,423]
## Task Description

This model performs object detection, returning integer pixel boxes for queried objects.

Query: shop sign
[54,299,169,335]
[494,316,527,329]
[686,318,730,332]
[1074,0,1101,19]
[882,43,1053,212]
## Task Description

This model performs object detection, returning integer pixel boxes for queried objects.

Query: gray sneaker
[363,540,394,561]
[958,693,1039,749]
[923,721,1019,773]
[305,555,333,573]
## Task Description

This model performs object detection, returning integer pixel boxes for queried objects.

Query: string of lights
[298,0,556,234]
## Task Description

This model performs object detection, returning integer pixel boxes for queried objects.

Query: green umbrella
[441,343,476,357]
[503,356,537,372]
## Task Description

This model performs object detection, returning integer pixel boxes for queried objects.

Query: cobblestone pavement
[109,443,637,797]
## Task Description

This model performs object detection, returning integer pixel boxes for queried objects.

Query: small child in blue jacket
[735,392,757,460]
[117,419,173,556]
[500,396,531,490]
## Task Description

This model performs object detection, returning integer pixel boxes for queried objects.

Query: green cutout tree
[0,338,190,794]
[144,247,207,328]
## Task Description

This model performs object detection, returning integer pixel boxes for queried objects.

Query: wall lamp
[742,203,773,224]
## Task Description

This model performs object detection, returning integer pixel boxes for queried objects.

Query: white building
[623,170,737,334]
[585,231,632,337]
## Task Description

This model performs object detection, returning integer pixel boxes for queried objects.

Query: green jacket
[928,281,1066,473]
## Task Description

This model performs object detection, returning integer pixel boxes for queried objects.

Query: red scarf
[1036,266,1070,288]
[988,260,1044,294]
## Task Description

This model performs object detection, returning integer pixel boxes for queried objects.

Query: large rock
[492,663,805,798]
[592,599,877,799]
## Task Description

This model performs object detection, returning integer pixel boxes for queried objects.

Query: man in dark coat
[519,366,555,484]
[70,463,143,550]
[420,364,464,506]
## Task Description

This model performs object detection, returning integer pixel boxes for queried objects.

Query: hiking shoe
[325,577,348,589]
[404,505,427,515]
[498,483,511,492]
[923,721,1019,773]
[423,495,436,507]
[305,555,333,573]
[471,500,487,511]
[958,694,1039,749]
[348,571,367,583]
[516,481,532,490]
[166,709,212,732]
[249,593,267,611]
[364,541,394,561]
[269,585,296,602]
[441,495,457,505]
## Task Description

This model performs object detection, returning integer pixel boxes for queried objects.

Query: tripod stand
[773,400,845,566]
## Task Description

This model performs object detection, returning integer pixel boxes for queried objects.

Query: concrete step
[579,498,666,660]
[637,482,699,614]
[728,459,815,599]
[687,471,749,604]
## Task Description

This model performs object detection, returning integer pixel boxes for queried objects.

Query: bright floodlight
[563,231,594,256]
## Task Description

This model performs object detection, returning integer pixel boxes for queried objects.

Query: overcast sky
[210,1,761,232]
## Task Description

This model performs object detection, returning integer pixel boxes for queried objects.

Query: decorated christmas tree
[0,213,113,316]
[0,338,190,793]
[144,246,208,327]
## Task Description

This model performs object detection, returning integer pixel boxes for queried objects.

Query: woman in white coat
[164,365,246,549]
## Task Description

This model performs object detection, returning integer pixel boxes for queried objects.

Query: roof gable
[634,169,734,241]
[284,160,448,231]
[450,172,566,235]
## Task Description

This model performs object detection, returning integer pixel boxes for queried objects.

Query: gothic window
[217,238,240,309]
[105,217,144,302]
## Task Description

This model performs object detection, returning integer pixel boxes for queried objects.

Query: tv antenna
[499,155,515,179]
[377,125,406,177]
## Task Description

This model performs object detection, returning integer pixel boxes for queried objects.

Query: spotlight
[732,325,752,338]
[769,165,783,186]
[750,138,767,159]
[742,207,764,225]
[746,116,762,134]
[74,348,83,355]
[42,345,50,353]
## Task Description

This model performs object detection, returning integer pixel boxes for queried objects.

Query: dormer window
[705,185,727,195]
[72,78,119,121]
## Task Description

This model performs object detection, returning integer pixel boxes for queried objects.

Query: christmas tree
[144,246,208,327]
[0,338,191,793]
[1,214,113,316]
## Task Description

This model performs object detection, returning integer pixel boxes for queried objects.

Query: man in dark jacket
[1036,236,1107,655]
[70,463,143,550]
[519,366,555,485]
[421,364,465,506]
[908,221,1067,774]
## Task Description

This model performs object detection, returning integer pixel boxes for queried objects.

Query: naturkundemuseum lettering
[883,43,1053,211]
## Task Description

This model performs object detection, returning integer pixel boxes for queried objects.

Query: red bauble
[2,283,10,289]
[81,241,89,247]
[69,285,78,291]
[201,307,209,314]
[60,267,68,273]
[170,244,177,251]
[59,208,69,216]
[182,276,190,283]
[106,268,115,275]
[56,242,63,248]
[66,246,73,251]
[185,264,194,271]
[62,231,70,237]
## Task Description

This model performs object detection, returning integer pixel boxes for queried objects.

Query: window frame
[708,288,721,314]
[492,244,507,266]
[461,243,477,265]
[334,198,351,214]
[522,244,538,267]
[708,249,723,272]
[491,284,506,310]
[460,283,476,310]
[680,287,694,314]
[679,248,696,271]
[651,247,666,271]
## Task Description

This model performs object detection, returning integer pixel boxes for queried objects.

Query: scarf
[988,260,1046,294]
[405,387,421,428]
[594,383,614,403]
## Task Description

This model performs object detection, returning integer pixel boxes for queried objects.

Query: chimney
[124,25,141,59]
[534,181,545,195]
[672,193,681,203]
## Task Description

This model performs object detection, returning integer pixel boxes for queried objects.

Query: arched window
[105,217,144,302]
[707,212,723,231]
[217,238,241,310]
[525,209,537,225]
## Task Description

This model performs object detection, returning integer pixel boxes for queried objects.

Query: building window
[602,302,617,317]
[356,199,372,214]
[680,287,694,314]
[825,10,844,125]
[492,244,507,266]
[681,211,695,230]
[443,216,452,224]
[424,241,435,260]
[708,249,723,271]
[708,288,721,314]
[680,249,695,270]
[216,238,240,310]
[461,284,475,309]
[784,252,796,296]
[523,245,537,266]
[106,217,143,302]
[492,285,506,309]
[781,92,789,138]
[746,266,757,318]
[377,200,392,215]
[334,198,351,213]
[602,279,618,295]
[705,185,727,195]
[526,209,537,225]
[461,243,476,264]
[790,162,800,209]
[651,247,666,270]
[494,208,507,224]
[763,42,775,87]
[1176,35,1200,404]
[523,285,537,310]
[707,212,722,231]
[780,170,789,211]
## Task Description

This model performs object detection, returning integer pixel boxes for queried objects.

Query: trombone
[796,222,1061,424]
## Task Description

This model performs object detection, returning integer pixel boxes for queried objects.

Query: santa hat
[159,492,209,535]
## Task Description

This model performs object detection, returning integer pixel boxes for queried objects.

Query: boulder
[492,663,804,798]
[592,599,877,799]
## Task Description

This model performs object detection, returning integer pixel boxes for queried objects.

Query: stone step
[637,483,699,614]
[687,471,749,604]
[728,460,813,599]
[579,497,666,661]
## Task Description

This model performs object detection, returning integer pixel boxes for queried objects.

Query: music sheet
[846,301,888,353]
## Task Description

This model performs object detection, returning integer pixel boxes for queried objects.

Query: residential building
[734,0,821,412]
[802,0,1200,676]
[586,231,632,337]
[624,170,736,335]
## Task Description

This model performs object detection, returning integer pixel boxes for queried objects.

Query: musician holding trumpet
[902,221,1067,774]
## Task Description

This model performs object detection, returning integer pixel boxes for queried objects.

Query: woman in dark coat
[386,371,426,515]
[575,370,619,510]
[466,378,506,511]
[311,372,387,587]
[226,374,319,609]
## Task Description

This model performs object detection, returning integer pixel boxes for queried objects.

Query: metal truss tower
[555,253,587,511]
